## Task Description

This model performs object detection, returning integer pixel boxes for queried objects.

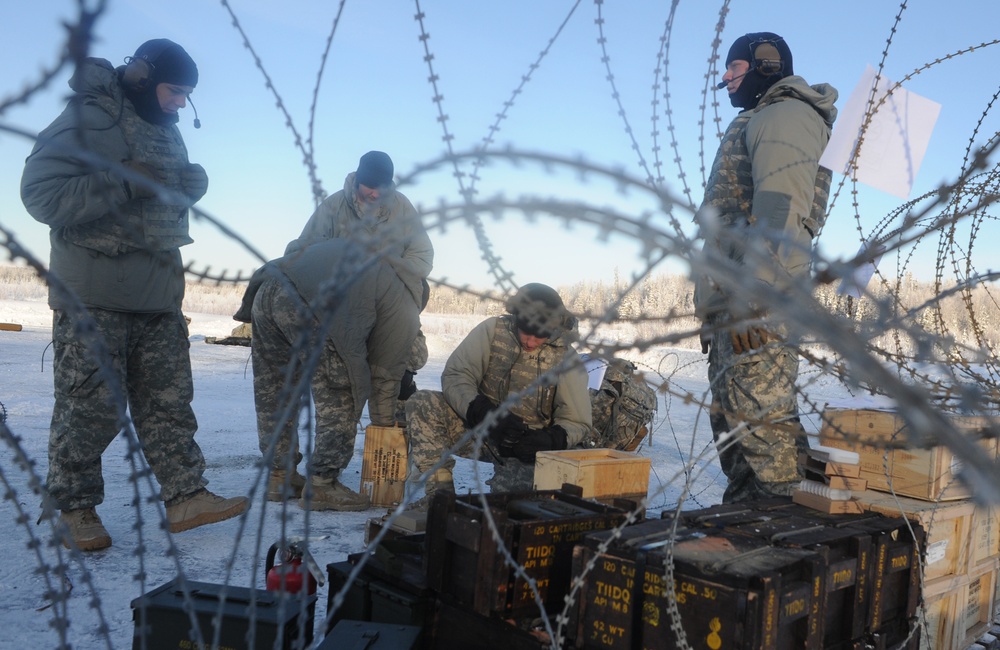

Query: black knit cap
[505,283,568,338]
[356,151,394,189]
[725,32,793,109]
[134,39,199,87]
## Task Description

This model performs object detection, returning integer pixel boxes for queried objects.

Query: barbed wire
[2,2,1000,649]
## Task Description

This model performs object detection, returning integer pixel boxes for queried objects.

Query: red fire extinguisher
[265,540,323,595]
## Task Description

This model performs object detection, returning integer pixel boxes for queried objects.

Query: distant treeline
[1,265,996,351]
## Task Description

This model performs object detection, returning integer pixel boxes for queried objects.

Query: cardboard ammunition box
[318,620,422,649]
[130,578,316,650]
[819,407,995,501]
[856,491,973,583]
[425,487,633,621]
[533,448,651,500]
[574,517,826,650]
[361,424,408,506]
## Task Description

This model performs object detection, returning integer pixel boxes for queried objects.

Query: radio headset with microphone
[188,97,201,129]
[715,38,785,89]
[122,40,201,128]
[121,40,173,93]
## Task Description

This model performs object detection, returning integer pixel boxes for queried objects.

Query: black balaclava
[123,39,199,126]
[726,32,793,110]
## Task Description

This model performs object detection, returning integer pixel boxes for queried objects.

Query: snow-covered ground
[0,298,859,649]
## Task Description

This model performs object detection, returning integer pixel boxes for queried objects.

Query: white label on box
[925,539,948,565]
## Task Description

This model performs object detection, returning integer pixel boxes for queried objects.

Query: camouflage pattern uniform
[238,239,419,480]
[695,75,838,503]
[707,320,808,502]
[250,278,357,480]
[20,56,211,511]
[47,309,207,509]
[406,314,591,495]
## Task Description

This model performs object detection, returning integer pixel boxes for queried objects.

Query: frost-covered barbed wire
[3,2,1000,649]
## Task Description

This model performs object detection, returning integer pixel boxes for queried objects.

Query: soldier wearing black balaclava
[21,39,247,551]
[695,32,839,503]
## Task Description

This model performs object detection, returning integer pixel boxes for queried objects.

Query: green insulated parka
[21,57,198,313]
[237,239,420,426]
[695,75,838,321]
[286,173,433,308]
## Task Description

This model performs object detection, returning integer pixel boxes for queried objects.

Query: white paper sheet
[820,65,941,199]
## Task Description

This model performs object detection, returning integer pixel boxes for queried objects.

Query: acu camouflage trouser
[405,390,535,495]
[47,308,207,510]
[251,277,358,480]
[707,322,807,504]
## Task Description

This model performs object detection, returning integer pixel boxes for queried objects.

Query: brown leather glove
[122,160,165,199]
[730,326,770,354]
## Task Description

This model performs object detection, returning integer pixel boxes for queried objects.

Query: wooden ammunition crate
[723,515,874,647]
[856,491,973,583]
[680,499,922,649]
[823,514,921,649]
[969,504,1000,570]
[430,598,550,649]
[921,584,960,650]
[958,562,998,648]
[819,408,995,501]
[533,449,650,500]
[425,487,632,621]
[130,578,316,650]
[361,424,408,506]
[918,563,998,650]
[574,517,826,650]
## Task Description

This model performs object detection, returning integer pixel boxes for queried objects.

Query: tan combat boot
[299,476,371,512]
[405,474,456,513]
[166,489,249,533]
[60,508,112,551]
[266,469,306,502]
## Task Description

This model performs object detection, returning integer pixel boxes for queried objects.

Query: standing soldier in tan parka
[695,32,838,504]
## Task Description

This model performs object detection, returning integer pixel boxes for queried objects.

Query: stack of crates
[570,499,923,649]
[326,485,638,649]
[819,407,1000,649]
[424,487,636,623]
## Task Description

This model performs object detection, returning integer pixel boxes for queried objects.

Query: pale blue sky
[1,1,998,291]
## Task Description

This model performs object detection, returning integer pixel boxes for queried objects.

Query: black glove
[700,329,712,354]
[180,163,209,203]
[398,370,417,401]
[509,425,568,464]
[465,394,496,428]
[122,159,165,199]
[730,325,770,354]
[488,413,528,457]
